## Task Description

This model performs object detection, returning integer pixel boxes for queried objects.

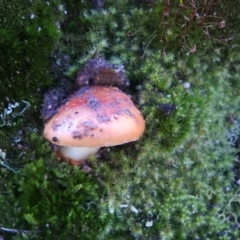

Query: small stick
[0,227,41,234]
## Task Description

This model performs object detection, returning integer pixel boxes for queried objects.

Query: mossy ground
[1,0,240,239]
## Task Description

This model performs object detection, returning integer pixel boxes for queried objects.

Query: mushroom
[43,86,145,165]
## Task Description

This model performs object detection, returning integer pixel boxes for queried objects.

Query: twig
[140,30,157,58]
[0,227,42,234]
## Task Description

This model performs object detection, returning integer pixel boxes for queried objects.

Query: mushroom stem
[59,146,100,165]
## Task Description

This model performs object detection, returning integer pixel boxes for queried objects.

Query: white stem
[59,146,100,162]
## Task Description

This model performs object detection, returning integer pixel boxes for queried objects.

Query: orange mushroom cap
[43,86,145,148]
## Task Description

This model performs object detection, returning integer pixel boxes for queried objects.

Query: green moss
[0,0,62,103]
[0,135,111,240]
[87,47,239,239]
[1,1,240,239]
[0,0,62,169]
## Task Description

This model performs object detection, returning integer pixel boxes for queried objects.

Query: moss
[87,47,239,239]
[1,0,240,239]
[0,135,111,240]
[0,0,62,169]
[0,0,62,104]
